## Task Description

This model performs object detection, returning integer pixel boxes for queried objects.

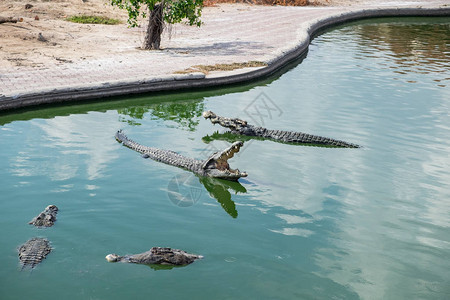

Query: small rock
[37,33,47,42]
[25,4,33,9]
[34,15,39,21]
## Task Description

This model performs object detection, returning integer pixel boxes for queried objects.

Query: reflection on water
[9,112,120,182]
[147,263,185,271]
[167,173,246,218]
[352,19,450,87]
[118,100,205,131]
[199,177,247,218]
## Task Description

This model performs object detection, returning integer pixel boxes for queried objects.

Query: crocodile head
[105,254,120,262]
[203,110,248,131]
[201,141,247,181]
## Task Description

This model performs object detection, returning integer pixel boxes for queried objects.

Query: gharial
[29,205,58,227]
[203,110,360,148]
[18,237,52,269]
[115,130,247,181]
[106,247,203,266]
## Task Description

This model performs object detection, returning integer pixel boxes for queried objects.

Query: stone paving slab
[0,1,449,111]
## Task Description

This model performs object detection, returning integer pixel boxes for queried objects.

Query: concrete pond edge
[1,6,449,111]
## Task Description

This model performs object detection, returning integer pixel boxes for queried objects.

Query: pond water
[0,17,449,299]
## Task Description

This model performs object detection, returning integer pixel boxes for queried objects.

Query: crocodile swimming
[18,237,52,269]
[115,130,247,181]
[202,111,360,148]
[105,247,203,266]
[29,205,58,227]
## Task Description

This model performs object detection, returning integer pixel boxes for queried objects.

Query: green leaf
[110,0,203,28]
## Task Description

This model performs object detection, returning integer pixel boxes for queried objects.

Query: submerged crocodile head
[201,141,247,181]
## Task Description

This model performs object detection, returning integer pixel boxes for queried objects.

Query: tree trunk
[143,3,164,50]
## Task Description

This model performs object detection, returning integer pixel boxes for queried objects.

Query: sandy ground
[0,0,448,70]
[0,0,136,69]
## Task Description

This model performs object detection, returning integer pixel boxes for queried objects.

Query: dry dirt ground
[1,0,138,69]
[0,0,447,70]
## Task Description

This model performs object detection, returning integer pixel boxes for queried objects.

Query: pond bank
[0,1,449,111]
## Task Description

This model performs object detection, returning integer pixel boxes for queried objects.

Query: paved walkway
[1,1,449,110]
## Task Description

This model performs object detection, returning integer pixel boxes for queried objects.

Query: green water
[1,18,449,299]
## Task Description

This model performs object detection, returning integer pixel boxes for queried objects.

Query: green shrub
[66,15,121,25]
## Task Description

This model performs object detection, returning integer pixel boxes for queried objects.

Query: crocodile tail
[115,130,201,171]
[264,129,359,148]
[115,129,128,144]
[115,130,146,154]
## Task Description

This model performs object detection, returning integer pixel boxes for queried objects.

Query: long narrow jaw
[202,110,247,131]
[201,141,248,181]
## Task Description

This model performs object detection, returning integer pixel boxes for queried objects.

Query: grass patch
[66,15,121,25]
[175,61,267,74]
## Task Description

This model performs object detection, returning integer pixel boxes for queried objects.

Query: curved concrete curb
[1,6,449,111]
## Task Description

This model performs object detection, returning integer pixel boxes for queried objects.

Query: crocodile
[105,247,203,266]
[202,111,360,148]
[18,237,52,269]
[29,205,58,227]
[115,130,247,181]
